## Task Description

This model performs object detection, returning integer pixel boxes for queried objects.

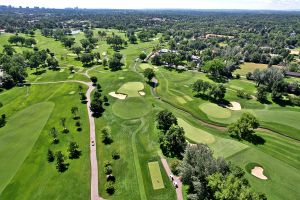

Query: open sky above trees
[1,0,300,10]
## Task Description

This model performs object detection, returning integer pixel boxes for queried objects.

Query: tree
[80,38,94,52]
[24,38,36,47]
[107,35,125,50]
[105,182,115,195]
[0,114,6,128]
[139,52,147,60]
[101,128,113,144]
[228,113,259,140]
[159,125,187,158]
[56,151,68,172]
[46,57,59,70]
[49,127,59,144]
[179,144,229,199]
[143,68,155,81]
[128,34,137,44]
[68,142,81,159]
[90,76,98,85]
[156,110,178,132]
[61,37,75,48]
[151,55,162,66]
[71,106,79,119]
[170,160,180,175]
[203,58,227,79]
[109,57,122,71]
[47,149,55,162]
[72,46,83,59]
[3,45,15,56]
[1,74,15,89]
[60,118,69,133]
[256,85,268,102]
[209,84,226,101]
[90,98,104,117]
[81,53,94,66]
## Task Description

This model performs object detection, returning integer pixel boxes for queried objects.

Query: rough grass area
[178,118,215,144]
[112,97,151,119]
[234,62,268,76]
[199,103,232,119]
[148,162,165,190]
[117,82,144,97]
[0,102,54,193]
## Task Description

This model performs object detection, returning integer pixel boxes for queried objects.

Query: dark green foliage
[159,125,187,158]
[237,90,252,99]
[139,52,147,60]
[56,151,68,172]
[105,182,115,195]
[90,76,98,84]
[143,68,155,81]
[47,149,55,162]
[0,114,6,128]
[170,160,180,175]
[192,79,226,101]
[101,128,113,144]
[156,110,178,132]
[112,151,120,160]
[68,142,81,159]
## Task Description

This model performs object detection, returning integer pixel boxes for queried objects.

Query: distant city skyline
[0,0,300,10]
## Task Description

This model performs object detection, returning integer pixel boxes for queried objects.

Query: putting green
[0,102,54,193]
[148,162,164,190]
[117,82,144,97]
[112,97,151,119]
[178,118,215,144]
[200,103,232,119]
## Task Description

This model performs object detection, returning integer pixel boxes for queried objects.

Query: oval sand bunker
[227,101,241,111]
[251,166,268,180]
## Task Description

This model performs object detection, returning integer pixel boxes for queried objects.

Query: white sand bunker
[227,101,241,111]
[109,92,127,100]
[251,166,268,180]
[139,91,146,96]
[68,91,76,95]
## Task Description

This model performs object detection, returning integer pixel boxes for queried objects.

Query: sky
[1,0,300,10]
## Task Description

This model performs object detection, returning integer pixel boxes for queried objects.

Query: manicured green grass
[199,103,232,119]
[112,97,151,119]
[148,161,165,190]
[0,83,90,200]
[234,62,268,76]
[229,148,300,200]
[0,102,54,193]
[117,82,144,97]
[178,118,215,144]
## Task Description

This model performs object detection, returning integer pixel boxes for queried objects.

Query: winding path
[32,78,103,200]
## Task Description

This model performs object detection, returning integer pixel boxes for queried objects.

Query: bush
[170,160,180,175]
[105,182,115,195]
[236,90,251,99]
[112,151,120,160]
[104,165,113,175]
[104,160,112,167]
[246,72,253,80]
[236,74,241,79]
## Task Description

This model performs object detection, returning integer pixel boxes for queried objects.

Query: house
[158,49,170,54]
[191,55,200,61]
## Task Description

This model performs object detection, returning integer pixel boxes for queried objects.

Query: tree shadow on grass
[32,69,46,75]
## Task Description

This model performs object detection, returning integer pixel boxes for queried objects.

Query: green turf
[199,103,232,119]
[112,97,151,119]
[117,82,144,97]
[148,161,165,190]
[0,102,54,193]
[234,62,268,76]
[178,118,215,144]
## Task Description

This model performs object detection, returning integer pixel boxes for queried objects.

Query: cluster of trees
[156,110,187,158]
[143,68,155,82]
[179,144,266,200]
[152,52,182,68]
[0,41,60,89]
[137,29,157,42]
[90,80,108,117]
[47,141,81,172]
[247,67,300,105]
[192,79,226,102]
[107,34,126,51]
[8,34,36,47]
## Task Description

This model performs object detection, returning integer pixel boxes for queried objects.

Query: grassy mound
[178,118,215,144]
[117,82,144,97]
[200,103,232,119]
[0,102,54,193]
[112,97,151,119]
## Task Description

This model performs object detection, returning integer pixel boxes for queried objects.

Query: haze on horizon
[1,0,300,10]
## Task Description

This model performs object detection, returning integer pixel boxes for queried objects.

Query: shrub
[104,165,113,175]
[112,151,120,160]
[170,160,180,175]
[105,182,115,195]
